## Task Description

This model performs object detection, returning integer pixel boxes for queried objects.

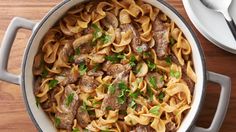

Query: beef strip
[120,24,148,54]
[152,17,169,59]
[60,68,79,86]
[76,106,91,128]
[79,74,99,93]
[55,85,79,130]
[107,63,131,78]
[145,72,164,88]
[101,72,129,112]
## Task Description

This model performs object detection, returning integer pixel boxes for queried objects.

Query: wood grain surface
[0,0,235,132]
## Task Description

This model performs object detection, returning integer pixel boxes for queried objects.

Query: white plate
[182,0,236,53]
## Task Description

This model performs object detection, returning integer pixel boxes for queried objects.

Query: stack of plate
[182,0,236,53]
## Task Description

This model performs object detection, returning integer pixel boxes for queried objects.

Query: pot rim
[21,0,207,131]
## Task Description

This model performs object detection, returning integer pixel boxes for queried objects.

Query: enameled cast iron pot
[0,0,231,132]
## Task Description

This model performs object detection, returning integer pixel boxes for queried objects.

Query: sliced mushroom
[136,62,148,77]
[79,75,99,93]
[102,61,112,71]
[166,121,177,132]
[61,66,80,86]
[101,12,119,29]
[60,43,73,62]
[73,34,93,49]
[131,125,156,132]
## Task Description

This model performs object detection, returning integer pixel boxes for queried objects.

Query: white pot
[0,0,231,132]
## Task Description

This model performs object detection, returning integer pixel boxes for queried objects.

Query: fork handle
[225,19,236,40]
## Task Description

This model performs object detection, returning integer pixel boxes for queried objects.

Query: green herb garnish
[137,47,143,53]
[160,76,164,82]
[129,99,137,109]
[93,101,102,106]
[129,89,140,99]
[66,93,74,107]
[169,37,176,47]
[143,51,151,57]
[147,86,154,101]
[100,34,111,44]
[149,105,160,116]
[158,91,165,101]
[105,53,124,63]
[41,68,48,78]
[68,55,74,63]
[108,84,115,94]
[165,56,172,65]
[149,76,157,88]
[81,101,87,112]
[147,60,156,71]
[49,79,58,90]
[54,117,61,127]
[129,55,137,67]
[75,48,80,55]
[79,63,87,75]
[72,128,80,132]
[106,106,113,111]
[170,70,180,78]
[92,24,102,42]
[117,82,129,105]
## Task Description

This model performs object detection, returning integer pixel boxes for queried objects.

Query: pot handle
[192,71,231,132]
[0,17,36,85]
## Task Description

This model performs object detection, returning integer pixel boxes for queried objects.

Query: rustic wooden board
[0,0,235,131]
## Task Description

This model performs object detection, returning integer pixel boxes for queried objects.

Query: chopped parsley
[48,79,58,90]
[147,60,156,71]
[105,53,124,63]
[41,68,48,78]
[66,93,74,107]
[54,117,61,127]
[137,47,143,53]
[79,63,87,75]
[129,99,137,109]
[149,105,160,116]
[36,97,40,108]
[160,76,164,82]
[143,51,151,57]
[81,101,87,112]
[147,86,154,101]
[129,55,137,67]
[92,101,102,106]
[106,106,113,111]
[108,84,115,94]
[129,89,140,99]
[91,24,102,42]
[117,82,129,105]
[158,91,165,101]
[100,34,111,44]
[170,70,180,78]
[165,56,172,65]
[93,63,101,72]
[149,76,157,88]
[169,37,176,47]
[68,55,74,63]
[72,128,80,132]
[75,48,80,55]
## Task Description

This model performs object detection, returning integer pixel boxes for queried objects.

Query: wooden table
[0,0,235,131]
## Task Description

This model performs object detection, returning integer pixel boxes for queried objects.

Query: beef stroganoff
[33,0,197,131]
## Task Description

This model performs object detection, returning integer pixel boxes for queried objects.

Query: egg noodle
[33,0,197,131]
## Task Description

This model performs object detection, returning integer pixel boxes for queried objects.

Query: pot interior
[22,0,205,131]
